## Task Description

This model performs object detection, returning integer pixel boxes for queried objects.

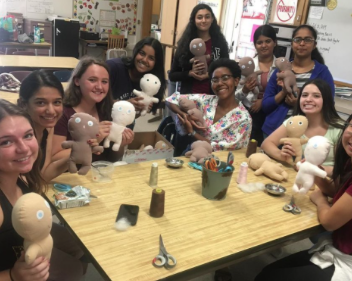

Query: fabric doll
[275,57,299,97]
[185,140,212,164]
[248,153,288,182]
[61,113,104,175]
[133,73,161,116]
[178,98,206,130]
[104,101,136,151]
[187,108,206,128]
[12,193,53,265]
[279,115,309,165]
[293,136,330,194]
[238,57,263,102]
[189,38,211,75]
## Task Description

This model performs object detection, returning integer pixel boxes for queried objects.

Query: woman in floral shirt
[166,58,252,151]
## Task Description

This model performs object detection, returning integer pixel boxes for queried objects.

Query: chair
[157,116,176,146]
[107,34,125,50]
[106,48,127,60]
[10,71,32,82]
[12,51,35,56]
[53,70,72,82]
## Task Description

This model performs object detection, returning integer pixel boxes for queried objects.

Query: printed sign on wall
[272,0,298,25]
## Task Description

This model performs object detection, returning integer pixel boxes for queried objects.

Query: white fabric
[309,236,352,281]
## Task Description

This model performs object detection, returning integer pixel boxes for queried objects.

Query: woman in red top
[255,114,352,280]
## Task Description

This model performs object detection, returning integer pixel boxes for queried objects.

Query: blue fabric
[261,60,335,136]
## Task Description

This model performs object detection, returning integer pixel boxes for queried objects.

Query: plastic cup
[201,161,234,200]
[91,161,114,182]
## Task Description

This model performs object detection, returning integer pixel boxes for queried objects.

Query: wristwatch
[188,130,196,137]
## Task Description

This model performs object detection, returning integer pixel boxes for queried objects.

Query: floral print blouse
[166,93,252,151]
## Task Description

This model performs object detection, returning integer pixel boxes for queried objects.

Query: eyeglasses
[292,37,315,44]
[211,74,233,84]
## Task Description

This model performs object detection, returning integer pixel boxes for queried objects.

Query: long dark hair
[293,79,344,130]
[122,37,166,112]
[331,114,352,189]
[175,4,228,68]
[0,100,46,194]
[64,56,114,121]
[292,25,325,64]
[19,69,64,104]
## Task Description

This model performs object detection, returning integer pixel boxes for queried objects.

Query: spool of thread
[246,139,258,158]
[149,188,165,218]
[237,162,248,184]
[149,162,158,187]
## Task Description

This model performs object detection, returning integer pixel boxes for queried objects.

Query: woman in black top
[169,3,229,95]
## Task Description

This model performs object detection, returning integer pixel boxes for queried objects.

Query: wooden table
[0,42,52,56]
[47,150,322,281]
[0,55,78,69]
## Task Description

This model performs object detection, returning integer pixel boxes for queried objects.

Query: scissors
[283,195,301,215]
[204,156,220,172]
[152,235,177,269]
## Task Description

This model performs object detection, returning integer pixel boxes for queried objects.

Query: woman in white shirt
[235,24,277,145]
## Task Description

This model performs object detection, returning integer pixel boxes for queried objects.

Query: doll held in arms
[279,115,309,165]
[189,38,211,75]
[104,101,136,151]
[238,57,263,97]
[275,57,299,97]
[61,113,104,175]
[12,193,53,265]
[293,136,330,194]
[178,97,206,129]
[133,73,161,116]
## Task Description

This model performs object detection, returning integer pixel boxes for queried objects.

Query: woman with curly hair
[169,3,229,95]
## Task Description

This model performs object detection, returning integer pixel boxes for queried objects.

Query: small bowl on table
[265,183,286,196]
[165,158,184,168]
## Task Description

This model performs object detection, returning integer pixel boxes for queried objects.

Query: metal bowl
[165,158,184,168]
[265,184,286,196]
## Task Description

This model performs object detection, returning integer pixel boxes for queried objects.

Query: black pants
[174,132,193,157]
[245,106,266,147]
[255,250,334,281]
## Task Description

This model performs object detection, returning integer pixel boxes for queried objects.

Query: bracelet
[9,268,15,281]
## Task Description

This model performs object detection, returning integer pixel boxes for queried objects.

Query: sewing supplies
[283,195,301,215]
[152,235,177,269]
[53,183,72,192]
[53,186,92,209]
[149,162,158,187]
[188,162,203,171]
[165,158,184,168]
[246,139,258,158]
[204,158,219,171]
[227,151,234,166]
[149,188,165,218]
[265,183,286,196]
[236,162,248,184]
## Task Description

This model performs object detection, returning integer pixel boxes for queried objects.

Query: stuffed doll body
[133,74,160,116]
[275,57,299,96]
[187,108,206,128]
[238,57,263,101]
[189,38,211,75]
[248,153,288,182]
[185,140,212,163]
[279,115,309,165]
[104,101,136,151]
[293,136,330,194]
[12,193,53,265]
[61,113,104,175]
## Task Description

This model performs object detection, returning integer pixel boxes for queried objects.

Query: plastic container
[91,161,114,182]
[34,25,40,43]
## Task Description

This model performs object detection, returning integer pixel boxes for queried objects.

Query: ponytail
[311,48,325,65]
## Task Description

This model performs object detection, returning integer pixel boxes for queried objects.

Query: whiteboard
[307,0,352,84]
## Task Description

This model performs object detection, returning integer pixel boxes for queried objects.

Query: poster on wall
[272,0,298,25]
[73,0,137,34]
[242,0,268,20]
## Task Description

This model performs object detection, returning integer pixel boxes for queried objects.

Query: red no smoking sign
[275,0,297,23]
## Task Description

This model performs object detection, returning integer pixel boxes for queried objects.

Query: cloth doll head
[248,153,271,170]
[304,136,331,166]
[189,38,206,56]
[179,98,196,112]
[69,112,100,140]
[238,57,255,77]
[111,101,136,126]
[286,115,308,138]
[140,74,161,96]
[275,57,292,71]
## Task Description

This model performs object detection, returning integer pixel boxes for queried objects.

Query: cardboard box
[122,131,174,163]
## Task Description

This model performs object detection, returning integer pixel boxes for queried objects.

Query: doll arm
[206,54,211,60]
[190,58,195,64]
[61,140,74,149]
[133,89,143,97]
[25,244,41,265]
[151,97,159,103]
[92,145,104,153]
[300,138,309,145]
[254,167,264,176]
[276,72,286,79]
[312,166,327,178]
[279,138,289,144]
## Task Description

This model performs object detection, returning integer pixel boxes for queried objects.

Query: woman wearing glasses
[235,24,277,146]
[166,58,252,151]
[261,24,334,137]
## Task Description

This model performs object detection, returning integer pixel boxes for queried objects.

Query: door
[142,0,153,38]
[54,19,79,58]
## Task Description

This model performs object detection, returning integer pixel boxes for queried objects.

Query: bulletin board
[73,0,137,34]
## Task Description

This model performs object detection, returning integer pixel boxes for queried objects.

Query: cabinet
[23,19,52,56]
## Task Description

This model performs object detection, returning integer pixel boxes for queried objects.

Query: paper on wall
[308,6,324,19]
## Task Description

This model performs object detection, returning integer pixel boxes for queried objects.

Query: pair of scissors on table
[152,235,177,269]
[283,195,301,215]
[204,156,220,172]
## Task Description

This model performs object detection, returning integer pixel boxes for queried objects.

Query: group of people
[0,3,351,281]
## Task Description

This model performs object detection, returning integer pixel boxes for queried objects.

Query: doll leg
[78,165,90,175]
[112,143,121,151]
[140,109,147,116]
[68,160,77,173]
[103,138,110,148]
[295,150,303,164]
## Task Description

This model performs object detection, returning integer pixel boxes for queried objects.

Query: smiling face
[24,87,63,130]
[0,116,38,176]
[134,45,156,74]
[211,67,239,99]
[300,84,323,116]
[74,64,109,105]
[255,35,276,58]
[292,28,316,59]
[194,8,213,32]
[342,120,352,159]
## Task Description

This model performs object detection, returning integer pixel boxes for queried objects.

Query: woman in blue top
[261,24,334,137]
